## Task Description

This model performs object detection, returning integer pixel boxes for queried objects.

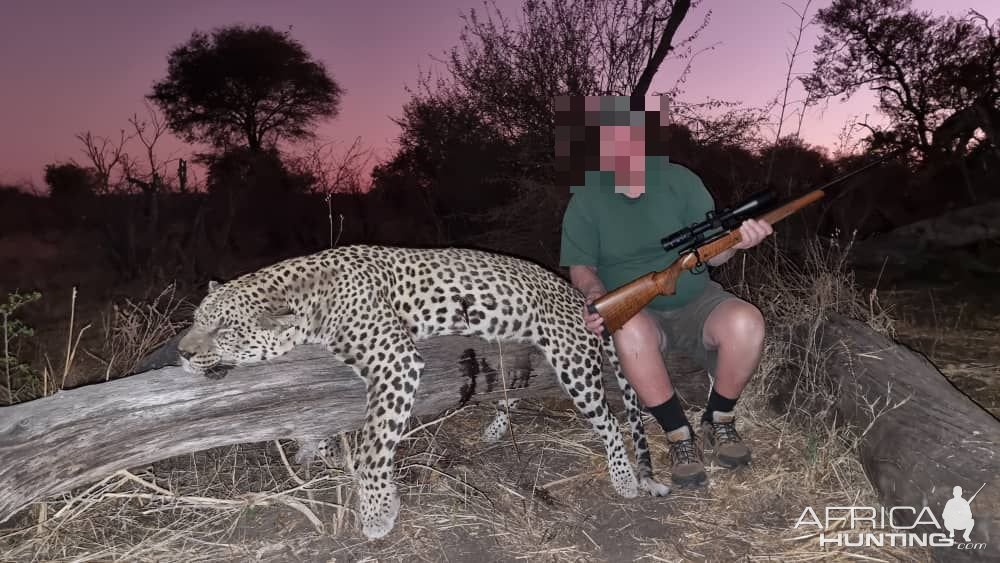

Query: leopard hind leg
[542,336,639,498]
[604,342,671,497]
[482,399,521,442]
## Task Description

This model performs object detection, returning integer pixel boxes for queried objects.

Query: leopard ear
[259,307,298,330]
[207,280,222,293]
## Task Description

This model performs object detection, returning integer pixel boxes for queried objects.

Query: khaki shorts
[647,280,740,374]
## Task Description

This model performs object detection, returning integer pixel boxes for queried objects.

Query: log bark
[0,334,705,524]
[785,313,1000,561]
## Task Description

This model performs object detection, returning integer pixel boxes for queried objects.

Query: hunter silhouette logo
[793,483,988,550]
[942,484,984,543]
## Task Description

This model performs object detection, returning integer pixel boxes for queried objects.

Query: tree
[442,0,697,150]
[125,101,172,195]
[372,0,702,255]
[149,25,343,152]
[75,130,131,194]
[927,12,1000,158]
[370,93,519,243]
[43,162,98,200]
[803,0,999,157]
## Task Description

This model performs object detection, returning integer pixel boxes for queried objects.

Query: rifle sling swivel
[684,248,706,274]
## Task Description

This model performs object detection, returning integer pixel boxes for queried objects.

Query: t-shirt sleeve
[559,194,599,267]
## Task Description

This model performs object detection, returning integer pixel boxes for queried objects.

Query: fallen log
[785,313,1000,561]
[0,334,706,524]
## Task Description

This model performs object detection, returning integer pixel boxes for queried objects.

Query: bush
[1,291,42,404]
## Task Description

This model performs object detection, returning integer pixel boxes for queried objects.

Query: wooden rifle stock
[588,188,826,337]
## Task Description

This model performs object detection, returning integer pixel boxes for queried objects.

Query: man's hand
[707,218,774,266]
[732,218,773,250]
[582,293,606,336]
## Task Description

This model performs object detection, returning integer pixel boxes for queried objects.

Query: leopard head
[178,279,300,379]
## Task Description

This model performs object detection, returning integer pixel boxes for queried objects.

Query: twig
[401,405,472,441]
[273,440,306,486]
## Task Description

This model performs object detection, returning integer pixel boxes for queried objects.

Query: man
[558,95,773,487]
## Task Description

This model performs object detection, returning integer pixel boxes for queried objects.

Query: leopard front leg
[335,323,425,540]
[358,356,423,538]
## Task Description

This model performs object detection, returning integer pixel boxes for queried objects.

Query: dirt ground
[856,268,1000,418]
[1,241,997,562]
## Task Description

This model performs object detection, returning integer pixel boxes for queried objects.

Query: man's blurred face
[600,124,646,197]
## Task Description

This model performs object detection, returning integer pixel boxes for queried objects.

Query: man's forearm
[569,265,607,298]
[707,248,738,267]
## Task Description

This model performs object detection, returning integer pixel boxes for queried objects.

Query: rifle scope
[660,190,778,252]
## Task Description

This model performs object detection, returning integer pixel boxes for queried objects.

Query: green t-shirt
[559,156,715,311]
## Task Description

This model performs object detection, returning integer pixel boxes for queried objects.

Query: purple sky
[1,0,996,190]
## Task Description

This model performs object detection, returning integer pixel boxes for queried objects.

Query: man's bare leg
[612,310,673,406]
[699,299,765,467]
[613,310,706,486]
[702,300,765,399]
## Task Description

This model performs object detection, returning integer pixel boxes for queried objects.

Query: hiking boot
[666,425,707,487]
[701,410,751,468]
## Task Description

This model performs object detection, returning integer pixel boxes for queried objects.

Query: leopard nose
[179,349,194,360]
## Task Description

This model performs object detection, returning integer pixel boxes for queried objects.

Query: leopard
[177,244,671,539]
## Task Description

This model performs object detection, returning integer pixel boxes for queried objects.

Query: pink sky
[1,0,996,190]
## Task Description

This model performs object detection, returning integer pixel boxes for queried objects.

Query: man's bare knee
[705,300,765,349]
[614,311,663,355]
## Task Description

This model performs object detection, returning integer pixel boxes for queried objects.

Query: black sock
[703,388,739,423]
[648,394,690,434]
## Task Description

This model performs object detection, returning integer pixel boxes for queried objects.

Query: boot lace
[670,434,701,465]
[710,420,742,445]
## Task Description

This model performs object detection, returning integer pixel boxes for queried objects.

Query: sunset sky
[1,0,997,190]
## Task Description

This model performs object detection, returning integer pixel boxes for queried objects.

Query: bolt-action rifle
[587,152,897,338]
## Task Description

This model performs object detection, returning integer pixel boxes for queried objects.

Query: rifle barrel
[756,189,826,226]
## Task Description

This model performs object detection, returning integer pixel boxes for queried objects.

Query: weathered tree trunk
[0,334,704,524]
[783,313,1000,561]
[632,0,691,97]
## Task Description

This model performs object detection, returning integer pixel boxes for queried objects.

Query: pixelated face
[177,281,299,378]
[600,124,646,196]
[554,94,672,198]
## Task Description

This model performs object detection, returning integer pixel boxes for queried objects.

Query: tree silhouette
[372,0,699,256]
[43,162,98,200]
[148,25,343,152]
[371,93,517,243]
[442,0,695,148]
[803,0,999,156]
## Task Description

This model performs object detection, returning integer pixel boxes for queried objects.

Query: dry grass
[0,235,939,561]
[96,283,192,380]
[879,284,1000,416]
